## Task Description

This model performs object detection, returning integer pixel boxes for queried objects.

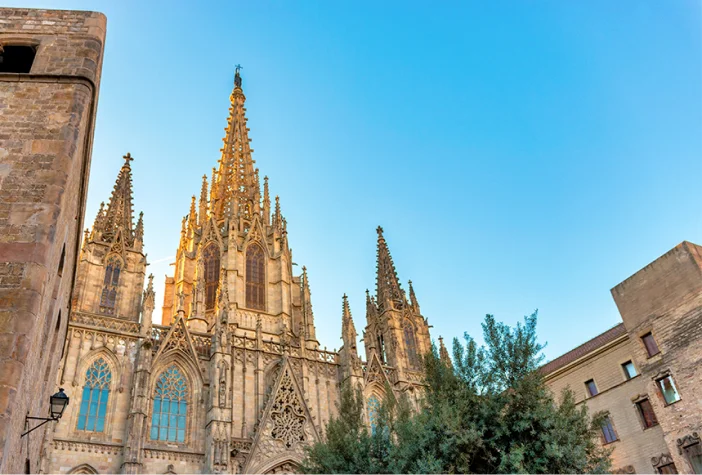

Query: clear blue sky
[17,0,702,362]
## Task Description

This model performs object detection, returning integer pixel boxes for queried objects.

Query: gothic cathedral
[45,70,433,474]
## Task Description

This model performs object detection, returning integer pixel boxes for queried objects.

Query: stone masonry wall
[0,8,105,473]
[545,337,670,473]
[612,242,702,474]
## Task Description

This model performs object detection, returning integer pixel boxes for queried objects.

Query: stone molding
[53,439,123,456]
[143,448,205,463]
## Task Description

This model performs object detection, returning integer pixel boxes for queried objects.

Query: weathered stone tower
[0,8,105,474]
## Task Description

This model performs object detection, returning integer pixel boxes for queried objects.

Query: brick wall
[0,8,105,473]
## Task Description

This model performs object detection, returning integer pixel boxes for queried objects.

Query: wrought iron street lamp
[21,388,69,438]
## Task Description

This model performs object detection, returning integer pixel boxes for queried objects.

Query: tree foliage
[302,311,612,474]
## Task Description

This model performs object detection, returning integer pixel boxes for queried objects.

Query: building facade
[543,242,702,474]
[0,8,106,474]
[43,68,431,474]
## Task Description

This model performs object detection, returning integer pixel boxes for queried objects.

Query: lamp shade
[49,388,69,419]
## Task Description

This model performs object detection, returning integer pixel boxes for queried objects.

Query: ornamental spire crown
[375,226,404,310]
[212,68,260,222]
[93,153,140,247]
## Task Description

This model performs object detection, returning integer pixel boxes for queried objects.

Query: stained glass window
[403,322,419,369]
[203,244,220,311]
[246,243,265,310]
[367,395,381,434]
[77,358,112,432]
[100,256,121,315]
[150,366,188,443]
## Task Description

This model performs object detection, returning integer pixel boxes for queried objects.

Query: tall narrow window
[601,416,618,444]
[642,332,660,357]
[100,256,122,315]
[245,243,265,310]
[622,361,637,380]
[657,375,681,405]
[585,379,598,397]
[377,334,387,364]
[367,395,381,434]
[77,358,112,432]
[403,321,419,369]
[636,398,659,429]
[203,244,220,311]
[151,366,188,443]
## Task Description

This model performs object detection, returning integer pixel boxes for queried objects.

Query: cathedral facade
[43,69,432,474]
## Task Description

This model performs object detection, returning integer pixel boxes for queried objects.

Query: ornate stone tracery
[270,370,306,449]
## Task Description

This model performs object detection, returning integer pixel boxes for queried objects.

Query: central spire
[375,226,404,310]
[212,67,260,222]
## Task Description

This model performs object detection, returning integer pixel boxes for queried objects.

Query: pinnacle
[99,152,136,246]
[375,226,403,308]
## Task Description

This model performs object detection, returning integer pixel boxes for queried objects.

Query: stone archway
[68,464,98,474]
[264,460,300,474]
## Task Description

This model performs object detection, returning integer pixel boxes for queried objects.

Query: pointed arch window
[246,243,265,310]
[403,321,420,369]
[367,395,381,434]
[151,366,188,442]
[100,256,122,315]
[77,358,112,432]
[203,243,220,311]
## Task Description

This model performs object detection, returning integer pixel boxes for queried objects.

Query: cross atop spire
[123,152,133,163]
[234,64,243,88]
[375,226,404,310]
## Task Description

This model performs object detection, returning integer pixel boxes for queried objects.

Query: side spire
[101,153,136,245]
[341,294,357,351]
[438,336,452,368]
[199,174,209,226]
[375,226,404,310]
[213,67,260,222]
[263,176,271,225]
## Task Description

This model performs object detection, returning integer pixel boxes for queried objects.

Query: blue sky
[17,0,702,361]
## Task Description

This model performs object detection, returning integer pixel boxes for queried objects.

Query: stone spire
[438,336,452,368]
[199,175,208,226]
[213,68,260,222]
[341,294,357,352]
[408,280,420,313]
[134,212,144,252]
[301,266,316,341]
[262,175,270,225]
[189,195,197,230]
[101,153,136,244]
[375,226,404,311]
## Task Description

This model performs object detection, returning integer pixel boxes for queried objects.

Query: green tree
[302,311,612,474]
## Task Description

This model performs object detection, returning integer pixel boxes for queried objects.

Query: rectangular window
[622,361,637,379]
[682,442,702,474]
[585,379,598,397]
[658,463,678,474]
[636,398,659,429]
[642,332,660,357]
[657,375,681,405]
[0,45,37,73]
[601,416,618,444]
